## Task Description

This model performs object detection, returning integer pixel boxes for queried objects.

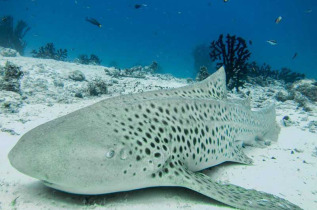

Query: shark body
[8,67,301,210]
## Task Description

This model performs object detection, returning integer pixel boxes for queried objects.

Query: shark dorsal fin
[172,66,227,99]
[98,67,227,106]
[131,66,226,100]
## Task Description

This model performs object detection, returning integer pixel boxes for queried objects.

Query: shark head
[8,109,148,194]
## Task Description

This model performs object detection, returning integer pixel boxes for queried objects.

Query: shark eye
[106,150,115,158]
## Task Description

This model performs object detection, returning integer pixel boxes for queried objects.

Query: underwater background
[1,0,316,78]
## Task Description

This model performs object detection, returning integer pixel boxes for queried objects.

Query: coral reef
[192,44,213,77]
[209,34,251,90]
[0,61,23,93]
[195,66,210,81]
[76,54,102,65]
[0,16,30,55]
[247,62,279,80]
[31,43,68,61]
[247,62,305,85]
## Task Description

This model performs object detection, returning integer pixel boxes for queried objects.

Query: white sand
[0,56,316,210]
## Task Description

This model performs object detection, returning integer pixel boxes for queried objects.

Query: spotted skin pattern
[9,67,302,210]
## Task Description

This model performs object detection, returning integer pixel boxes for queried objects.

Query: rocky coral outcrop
[104,62,159,78]
[291,79,317,102]
[0,47,19,57]
[0,61,24,93]
[68,70,86,81]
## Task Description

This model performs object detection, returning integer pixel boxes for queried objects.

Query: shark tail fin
[159,160,302,210]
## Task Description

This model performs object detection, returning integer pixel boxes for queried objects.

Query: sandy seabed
[0,55,316,210]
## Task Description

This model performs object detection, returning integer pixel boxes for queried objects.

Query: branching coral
[247,62,305,84]
[192,44,213,77]
[0,16,30,55]
[278,67,305,83]
[247,62,279,79]
[195,66,210,81]
[210,34,251,90]
[77,54,102,65]
[31,43,68,61]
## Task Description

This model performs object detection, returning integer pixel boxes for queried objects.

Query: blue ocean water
[1,0,316,78]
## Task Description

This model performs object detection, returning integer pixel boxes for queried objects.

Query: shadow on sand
[21,181,226,208]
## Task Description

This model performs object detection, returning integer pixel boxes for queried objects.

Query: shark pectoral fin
[161,161,302,210]
[229,142,253,165]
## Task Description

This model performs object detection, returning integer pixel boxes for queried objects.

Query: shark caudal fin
[155,160,302,210]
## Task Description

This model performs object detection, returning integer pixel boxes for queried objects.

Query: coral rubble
[104,62,159,78]
[0,16,30,55]
[209,34,251,90]
[31,43,68,61]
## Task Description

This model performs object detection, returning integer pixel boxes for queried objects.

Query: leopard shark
[8,67,301,210]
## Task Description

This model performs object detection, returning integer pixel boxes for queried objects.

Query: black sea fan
[210,34,251,90]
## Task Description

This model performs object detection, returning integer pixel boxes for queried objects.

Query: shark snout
[9,140,48,181]
[8,133,66,185]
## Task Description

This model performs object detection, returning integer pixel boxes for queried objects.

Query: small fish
[1,16,8,22]
[275,16,282,24]
[292,53,298,60]
[266,40,277,46]
[249,40,252,45]
[85,17,102,28]
[134,4,147,9]
[223,0,229,2]
[305,9,312,14]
